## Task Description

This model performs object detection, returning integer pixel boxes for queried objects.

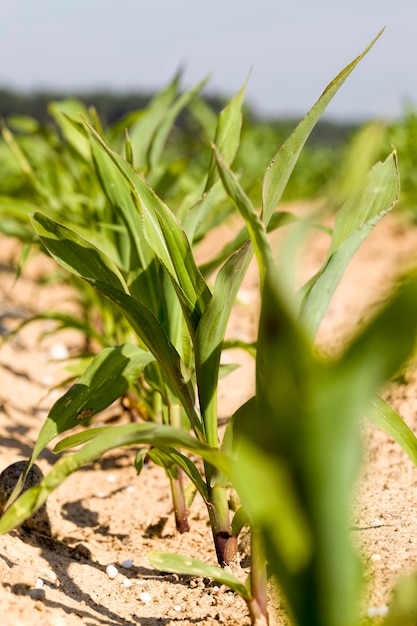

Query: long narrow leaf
[6,344,154,508]
[195,241,253,446]
[149,75,210,169]
[48,100,91,161]
[368,395,417,466]
[300,151,400,338]
[199,210,299,278]
[0,423,230,534]
[89,134,162,313]
[129,72,181,171]
[205,79,247,192]
[83,120,212,333]
[54,429,209,501]
[212,144,275,286]
[32,212,128,292]
[148,552,251,600]
[87,279,203,437]
[262,29,384,223]
[37,342,154,448]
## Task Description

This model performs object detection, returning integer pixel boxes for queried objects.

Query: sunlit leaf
[262,29,384,223]
[300,151,400,338]
[205,79,247,191]
[368,395,417,466]
[32,212,128,292]
[148,552,251,600]
[0,423,230,534]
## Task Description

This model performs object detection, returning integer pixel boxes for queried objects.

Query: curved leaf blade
[88,279,203,437]
[195,241,253,446]
[212,144,275,285]
[5,344,154,509]
[262,29,384,223]
[0,423,230,534]
[299,151,400,338]
[32,344,155,461]
[149,75,210,169]
[148,552,251,600]
[205,79,247,192]
[32,212,128,292]
[83,120,212,332]
[368,395,417,466]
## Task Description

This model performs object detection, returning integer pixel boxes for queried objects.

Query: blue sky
[0,0,415,120]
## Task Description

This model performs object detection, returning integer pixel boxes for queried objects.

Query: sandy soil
[2,207,417,625]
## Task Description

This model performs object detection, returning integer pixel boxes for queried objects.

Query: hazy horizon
[0,0,415,122]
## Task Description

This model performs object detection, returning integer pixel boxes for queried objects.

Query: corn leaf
[300,151,400,338]
[199,210,298,278]
[232,438,313,573]
[89,133,162,314]
[86,279,203,437]
[34,343,154,455]
[147,552,251,600]
[48,100,91,162]
[236,267,417,626]
[54,430,209,501]
[83,120,212,333]
[128,72,181,171]
[182,181,227,243]
[212,144,275,285]
[2,126,59,207]
[32,212,128,292]
[368,395,417,466]
[0,423,229,534]
[262,29,384,224]
[147,447,209,501]
[149,75,210,169]
[195,241,253,446]
[236,272,363,626]
[205,79,247,192]
[6,344,154,510]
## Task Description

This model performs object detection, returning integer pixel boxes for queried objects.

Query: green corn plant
[230,266,417,626]
[0,75,248,538]
[0,77,231,531]
[4,28,417,626]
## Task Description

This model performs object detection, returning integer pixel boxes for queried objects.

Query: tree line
[0,87,360,147]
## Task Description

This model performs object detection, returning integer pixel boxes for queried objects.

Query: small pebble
[376,605,389,617]
[39,567,57,583]
[27,588,46,601]
[126,485,135,493]
[45,343,69,360]
[107,474,116,483]
[370,554,381,561]
[367,604,389,618]
[122,559,133,568]
[106,565,118,579]
[173,605,182,612]
[139,592,152,603]
[35,578,44,589]
[123,578,133,588]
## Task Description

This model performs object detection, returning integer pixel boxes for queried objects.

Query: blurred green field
[0,86,416,224]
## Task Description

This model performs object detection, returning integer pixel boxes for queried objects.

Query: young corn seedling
[3,28,417,626]
[1,76,222,532]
